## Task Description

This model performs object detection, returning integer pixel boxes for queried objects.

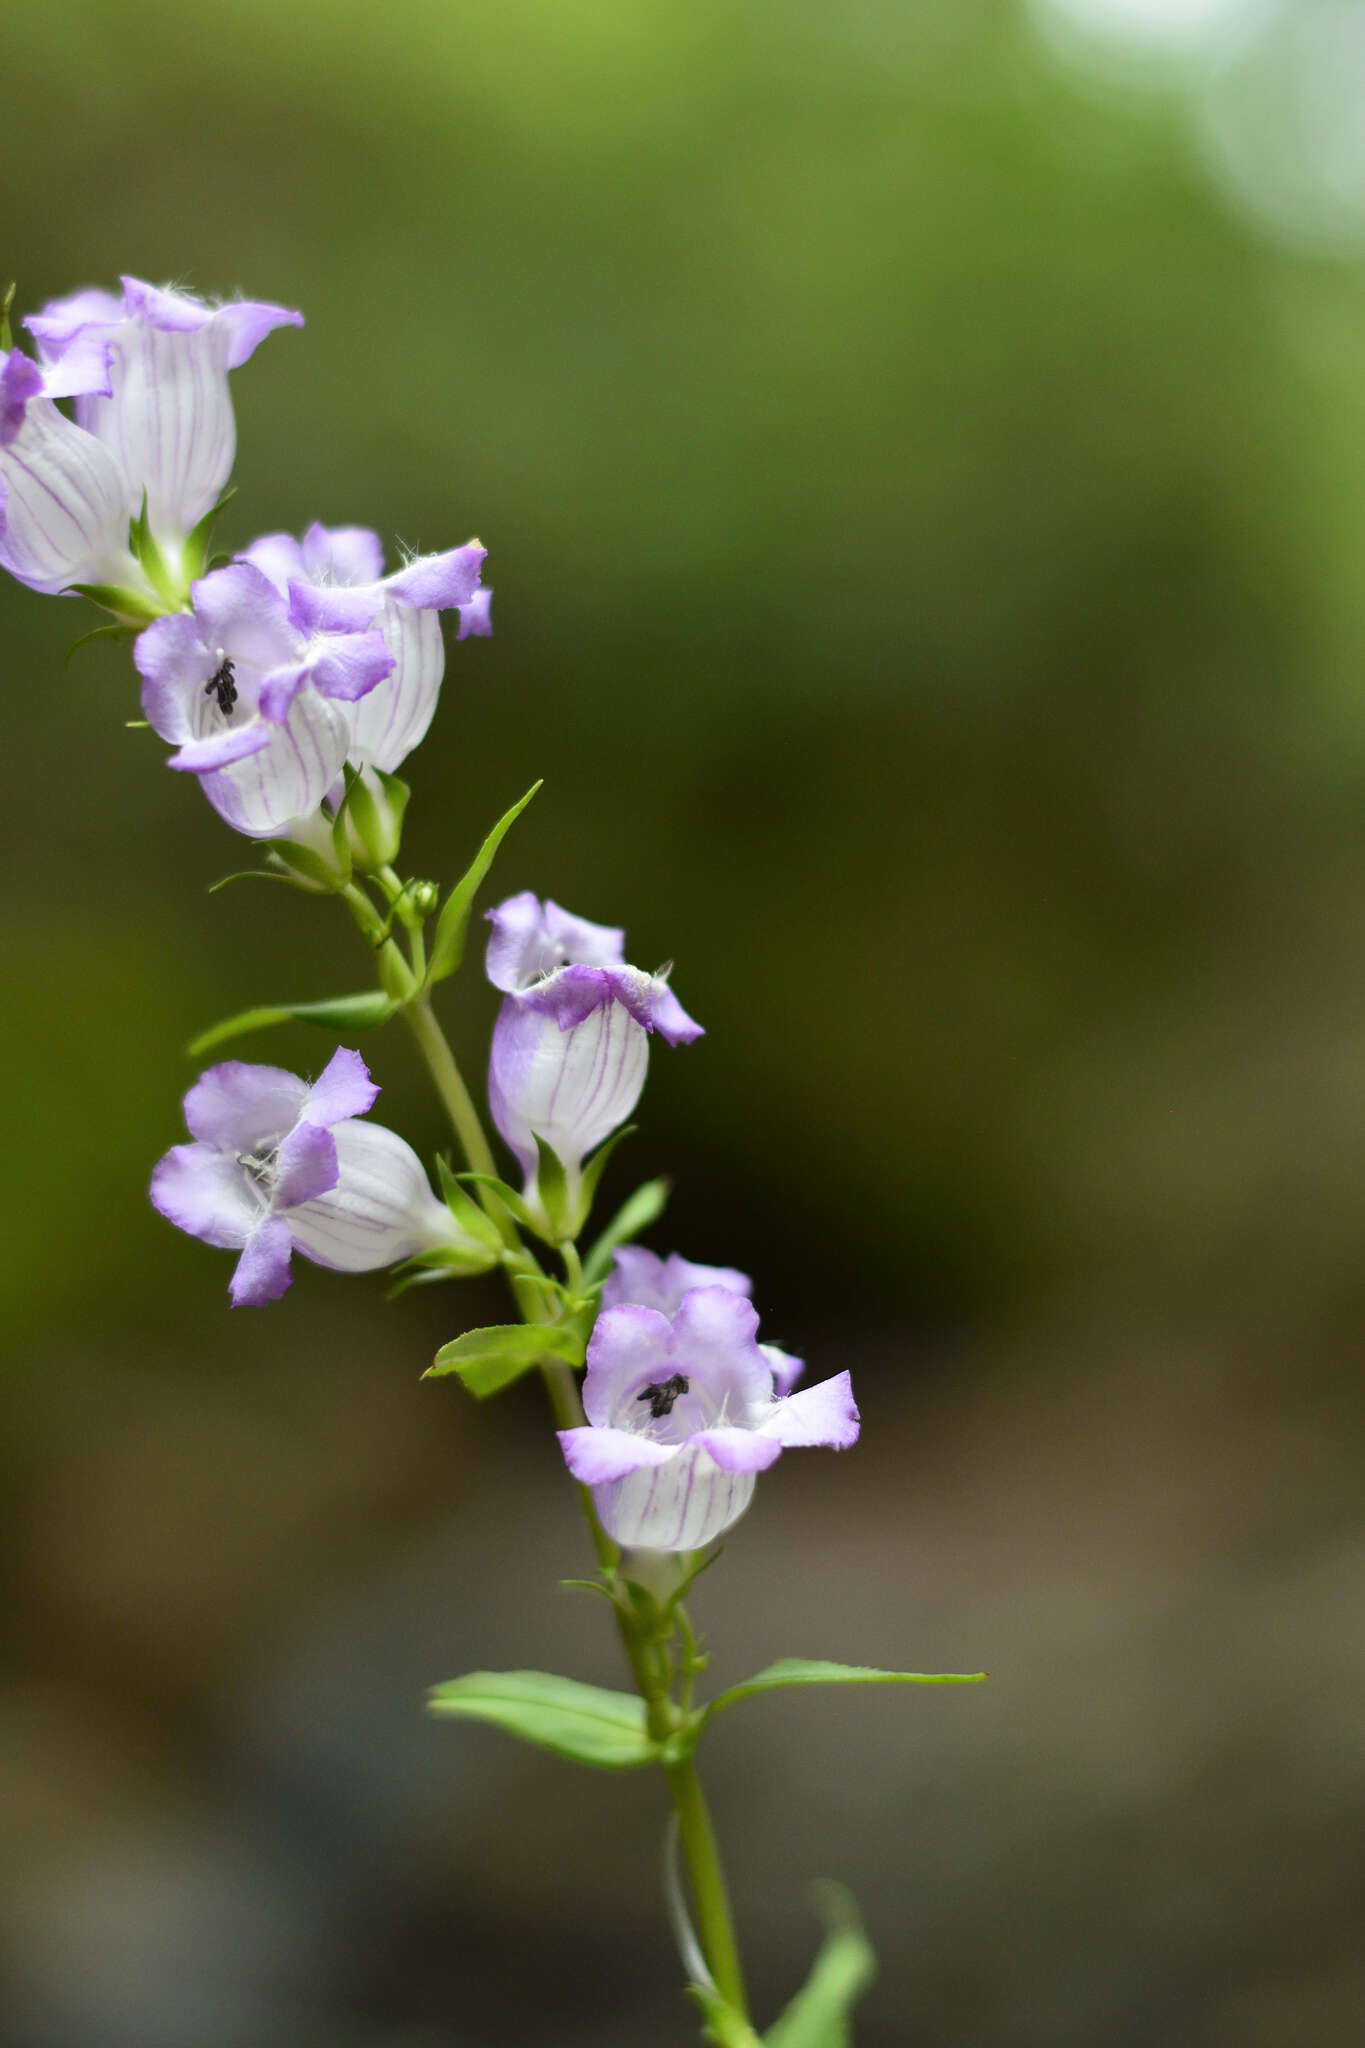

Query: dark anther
[204,658,237,715]
[637,1372,690,1420]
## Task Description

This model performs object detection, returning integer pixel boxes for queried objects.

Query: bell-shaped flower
[484,893,702,1220]
[151,1047,477,1306]
[601,1246,803,1394]
[134,562,395,837]
[239,520,489,776]
[0,344,138,597]
[0,276,301,597]
[557,1287,859,1551]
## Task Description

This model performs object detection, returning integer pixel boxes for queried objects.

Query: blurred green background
[5,1,1365,2042]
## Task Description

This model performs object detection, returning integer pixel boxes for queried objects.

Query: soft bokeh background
[5,1,1365,2042]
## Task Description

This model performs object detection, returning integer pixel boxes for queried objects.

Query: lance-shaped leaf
[425,1320,585,1397]
[763,1886,876,2048]
[700,1659,986,1731]
[428,1669,656,1770]
[581,1175,671,1286]
[426,780,542,985]
[187,989,399,1058]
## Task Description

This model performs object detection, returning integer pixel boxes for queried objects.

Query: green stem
[349,906,752,2029]
[665,1758,750,2022]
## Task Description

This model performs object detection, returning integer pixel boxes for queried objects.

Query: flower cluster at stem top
[3,274,861,1555]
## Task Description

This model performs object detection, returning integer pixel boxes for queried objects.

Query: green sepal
[762,1886,876,2048]
[335,761,410,871]
[264,836,351,893]
[385,1239,500,1295]
[0,281,14,353]
[434,1156,505,1257]
[570,1124,636,1235]
[687,1985,761,2048]
[206,869,301,895]
[429,1669,656,1770]
[455,1171,544,1239]
[531,1133,572,1242]
[582,1175,672,1286]
[425,1320,585,1397]
[64,581,166,624]
[181,484,238,584]
[425,780,542,985]
[187,989,400,1058]
[700,1659,987,1730]
[127,488,182,608]
[66,621,139,665]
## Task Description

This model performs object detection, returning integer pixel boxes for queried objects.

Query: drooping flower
[601,1246,803,1393]
[557,1287,859,1550]
[151,1047,480,1305]
[134,562,395,837]
[0,277,301,599]
[484,893,702,1222]
[240,521,489,775]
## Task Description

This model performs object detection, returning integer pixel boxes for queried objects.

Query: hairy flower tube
[134,562,395,836]
[0,276,300,600]
[151,1048,477,1305]
[240,522,490,775]
[603,1246,804,1394]
[485,893,702,1220]
[557,1287,859,1550]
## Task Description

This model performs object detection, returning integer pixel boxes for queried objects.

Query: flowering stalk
[7,273,985,2044]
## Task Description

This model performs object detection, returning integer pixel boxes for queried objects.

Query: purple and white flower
[485,894,702,1220]
[557,1287,859,1550]
[241,521,489,775]
[134,562,395,837]
[602,1246,803,1394]
[0,277,300,598]
[151,1048,476,1306]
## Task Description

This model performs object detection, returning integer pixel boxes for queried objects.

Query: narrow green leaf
[0,282,14,353]
[425,780,542,985]
[571,1124,636,1234]
[425,1320,585,1397]
[763,1886,876,2048]
[703,1659,986,1726]
[187,989,399,1057]
[582,1176,672,1285]
[429,1669,655,1770]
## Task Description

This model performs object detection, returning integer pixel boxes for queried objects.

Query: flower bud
[484,894,701,1224]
